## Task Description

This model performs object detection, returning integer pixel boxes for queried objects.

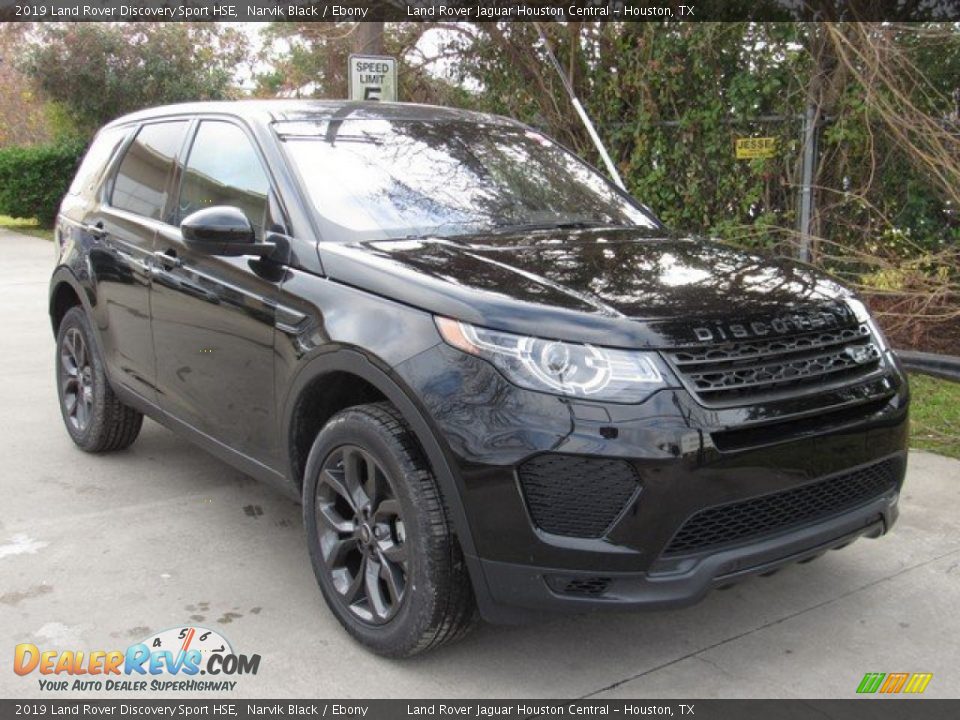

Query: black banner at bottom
[1,700,958,720]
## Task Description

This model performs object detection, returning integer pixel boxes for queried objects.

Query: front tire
[303,402,476,657]
[55,306,143,453]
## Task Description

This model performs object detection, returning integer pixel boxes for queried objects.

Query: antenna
[534,22,627,191]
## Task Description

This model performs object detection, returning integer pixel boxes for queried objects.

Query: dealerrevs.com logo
[13,625,260,692]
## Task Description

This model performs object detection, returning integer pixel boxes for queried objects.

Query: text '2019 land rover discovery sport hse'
[50,101,908,657]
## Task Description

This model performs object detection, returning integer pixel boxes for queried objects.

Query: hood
[317,227,856,349]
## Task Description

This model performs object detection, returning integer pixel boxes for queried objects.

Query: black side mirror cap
[181,206,275,258]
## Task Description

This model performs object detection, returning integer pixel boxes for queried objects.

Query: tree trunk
[353,22,384,55]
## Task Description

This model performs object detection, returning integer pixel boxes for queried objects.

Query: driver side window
[178,121,271,240]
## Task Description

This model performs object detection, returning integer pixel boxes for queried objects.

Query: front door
[150,119,282,467]
[92,120,190,401]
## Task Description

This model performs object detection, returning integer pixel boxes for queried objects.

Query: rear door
[150,118,285,466]
[91,120,190,401]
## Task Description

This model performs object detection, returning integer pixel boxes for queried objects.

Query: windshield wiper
[396,220,626,242]
[490,220,625,235]
[400,220,490,241]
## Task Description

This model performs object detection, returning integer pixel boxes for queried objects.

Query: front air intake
[517,454,641,538]
[662,458,899,557]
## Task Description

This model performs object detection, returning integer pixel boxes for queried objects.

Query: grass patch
[0,214,53,241]
[910,373,960,460]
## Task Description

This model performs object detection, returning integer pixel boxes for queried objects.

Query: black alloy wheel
[55,306,143,452]
[315,445,408,625]
[302,402,477,657]
[60,326,94,433]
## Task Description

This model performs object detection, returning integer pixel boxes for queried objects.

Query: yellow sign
[736,137,777,159]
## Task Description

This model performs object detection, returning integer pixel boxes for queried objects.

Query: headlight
[435,317,665,403]
[846,297,890,352]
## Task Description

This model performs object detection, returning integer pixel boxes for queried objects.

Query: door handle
[85,222,106,239]
[153,249,182,270]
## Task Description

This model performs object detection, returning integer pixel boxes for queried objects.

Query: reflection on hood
[353,228,848,321]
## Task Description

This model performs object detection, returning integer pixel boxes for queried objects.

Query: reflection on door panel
[151,121,281,466]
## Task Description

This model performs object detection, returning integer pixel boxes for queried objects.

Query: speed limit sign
[348,55,397,102]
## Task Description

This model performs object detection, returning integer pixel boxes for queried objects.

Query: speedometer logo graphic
[141,626,233,666]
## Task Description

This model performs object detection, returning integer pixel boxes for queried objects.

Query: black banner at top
[1,0,959,23]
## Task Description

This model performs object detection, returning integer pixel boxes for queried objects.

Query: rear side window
[67,126,129,198]
[110,121,189,221]
[177,121,271,239]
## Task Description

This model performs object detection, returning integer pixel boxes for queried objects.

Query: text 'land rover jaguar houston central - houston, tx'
[50,102,908,656]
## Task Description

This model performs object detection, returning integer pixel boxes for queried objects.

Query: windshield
[279,118,660,242]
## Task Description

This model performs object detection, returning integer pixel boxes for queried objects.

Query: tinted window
[67,126,129,197]
[280,118,659,242]
[110,121,189,221]
[178,121,270,240]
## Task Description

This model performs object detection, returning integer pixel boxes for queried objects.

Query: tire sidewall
[303,409,440,655]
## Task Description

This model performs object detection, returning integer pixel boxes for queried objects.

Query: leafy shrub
[0,139,86,226]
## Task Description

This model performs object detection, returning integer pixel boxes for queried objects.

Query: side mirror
[181,206,274,257]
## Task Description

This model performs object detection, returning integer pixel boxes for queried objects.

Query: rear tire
[303,402,477,657]
[55,306,143,453]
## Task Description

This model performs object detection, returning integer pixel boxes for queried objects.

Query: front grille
[662,459,898,557]
[665,324,883,407]
[517,455,640,538]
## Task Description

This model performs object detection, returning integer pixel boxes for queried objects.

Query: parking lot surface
[1,229,958,699]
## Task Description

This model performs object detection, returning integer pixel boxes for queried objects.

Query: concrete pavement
[0,228,958,699]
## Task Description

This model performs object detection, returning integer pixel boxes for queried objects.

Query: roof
[106,100,518,129]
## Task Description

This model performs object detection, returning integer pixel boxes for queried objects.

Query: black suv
[50,101,908,656]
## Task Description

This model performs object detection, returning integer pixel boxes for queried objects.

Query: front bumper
[478,486,897,620]
[395,345,909,623]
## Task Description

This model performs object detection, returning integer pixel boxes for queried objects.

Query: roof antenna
[534,22,626,190]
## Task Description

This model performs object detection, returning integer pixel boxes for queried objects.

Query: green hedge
[0,139,86,226]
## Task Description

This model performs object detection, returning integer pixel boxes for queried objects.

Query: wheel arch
[281,349,479,560]
[49,267,93,337]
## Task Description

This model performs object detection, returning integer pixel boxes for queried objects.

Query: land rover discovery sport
[50,101,909,657]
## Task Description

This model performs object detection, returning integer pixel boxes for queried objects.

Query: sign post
[348,55,397,102]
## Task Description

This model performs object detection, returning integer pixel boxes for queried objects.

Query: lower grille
[665,323,884,407]
[550,577,613,597]
[663,459,898,557]
[517,455,640,538]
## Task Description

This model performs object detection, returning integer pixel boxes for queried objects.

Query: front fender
[279,347,477,552]
[278,348,519,620]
